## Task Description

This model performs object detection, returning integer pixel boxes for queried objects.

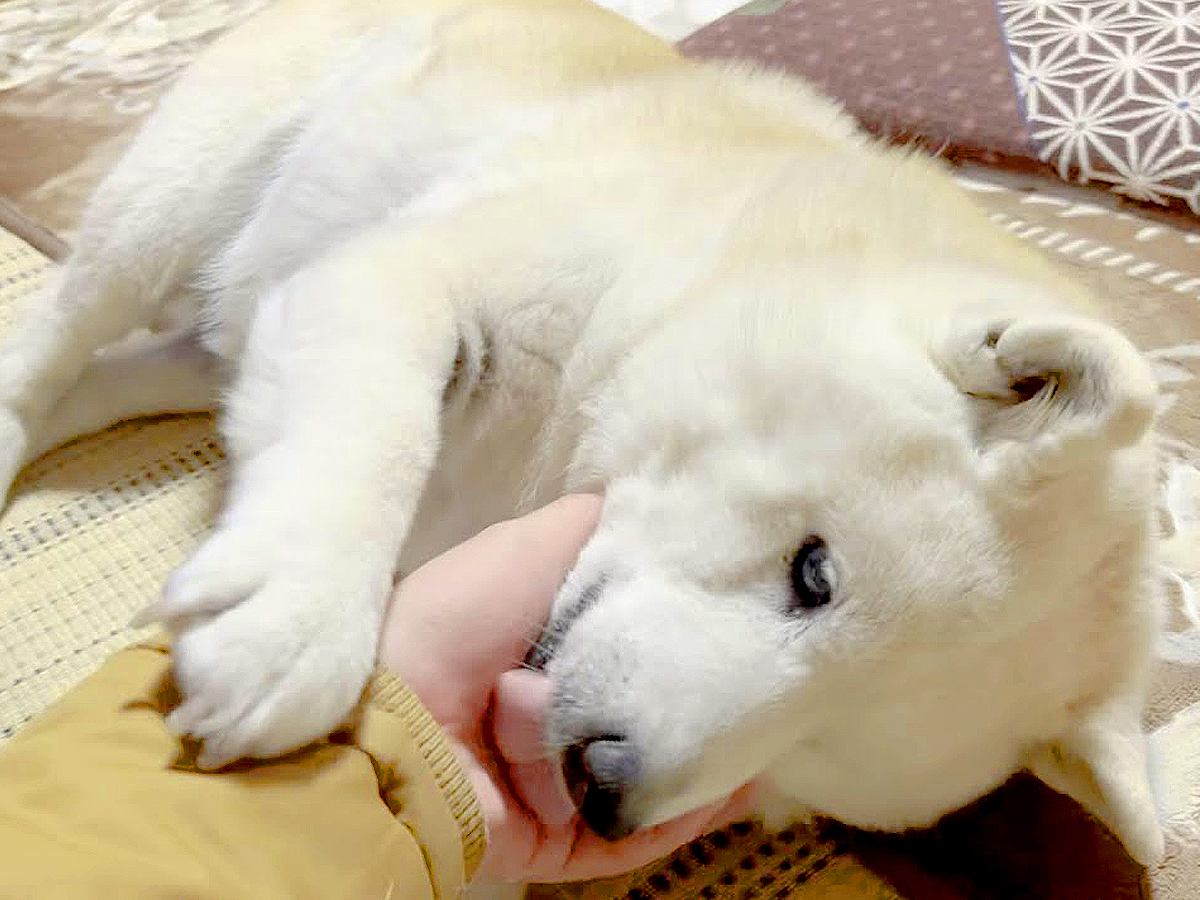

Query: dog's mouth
[525,576,607,670]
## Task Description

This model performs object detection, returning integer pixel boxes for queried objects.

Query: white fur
[0,0,1166,883]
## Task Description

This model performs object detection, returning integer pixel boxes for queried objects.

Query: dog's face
[534,270,1165,863]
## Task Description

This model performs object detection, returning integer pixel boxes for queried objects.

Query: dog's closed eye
[526,577,607,670]
[789,536,835,612]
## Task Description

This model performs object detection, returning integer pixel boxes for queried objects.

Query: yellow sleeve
[0,642,486,900]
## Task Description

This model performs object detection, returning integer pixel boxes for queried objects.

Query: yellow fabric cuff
[366,667,488,882]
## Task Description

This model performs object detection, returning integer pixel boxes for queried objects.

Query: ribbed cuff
[367,668,488,880]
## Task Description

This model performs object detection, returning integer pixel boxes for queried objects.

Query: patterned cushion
[681,0,1200,221]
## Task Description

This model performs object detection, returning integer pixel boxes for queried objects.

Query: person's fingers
[511,758,577,826]
[404,493,603,627]
[380,494,602,711]
[492,669,553,764]
[475,799,539,882]
[445,731,549,882]
[697,782,759,831]
[557,784,759,881]
[445,736,508,828]
[492,671,576,824]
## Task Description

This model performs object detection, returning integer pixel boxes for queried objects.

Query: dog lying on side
[0,0,1165,879]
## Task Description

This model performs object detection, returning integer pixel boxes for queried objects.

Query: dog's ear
[936,315,1156,481]
[1024,698,1164,865]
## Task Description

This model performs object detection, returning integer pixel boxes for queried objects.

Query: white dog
[0,0,1165,877]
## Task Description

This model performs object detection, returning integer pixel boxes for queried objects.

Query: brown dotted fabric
[680,0,1031,159]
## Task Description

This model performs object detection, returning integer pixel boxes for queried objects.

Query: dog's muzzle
[526,579,640,839]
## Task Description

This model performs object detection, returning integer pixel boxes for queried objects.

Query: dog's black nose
[562,734,639,841]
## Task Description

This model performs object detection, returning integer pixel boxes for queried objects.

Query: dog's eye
[789,537,834,611]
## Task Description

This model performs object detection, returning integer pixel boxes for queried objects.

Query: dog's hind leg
[0,6,349,504]
[0,270,149,493]
[0,236,208,499]
[19,329,219,468]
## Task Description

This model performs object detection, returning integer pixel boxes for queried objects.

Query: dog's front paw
[156,529,392,768]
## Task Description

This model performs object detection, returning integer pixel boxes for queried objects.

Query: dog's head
[534,265,1164,864]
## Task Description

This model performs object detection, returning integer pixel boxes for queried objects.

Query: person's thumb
[381,494,603,719]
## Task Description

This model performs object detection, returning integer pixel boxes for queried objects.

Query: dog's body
[0,0,1167,881]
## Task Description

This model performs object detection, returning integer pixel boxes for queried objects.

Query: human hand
[379,495,755,883]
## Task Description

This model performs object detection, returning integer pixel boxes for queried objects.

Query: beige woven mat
[1,176,1199,897]
[0,229,222,741]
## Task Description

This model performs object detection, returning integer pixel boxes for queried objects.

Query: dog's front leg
[146,227,459,768]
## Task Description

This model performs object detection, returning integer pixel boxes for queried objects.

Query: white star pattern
[1000,0,1200,211]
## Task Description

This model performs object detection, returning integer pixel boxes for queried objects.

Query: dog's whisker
[523,635,554,653]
